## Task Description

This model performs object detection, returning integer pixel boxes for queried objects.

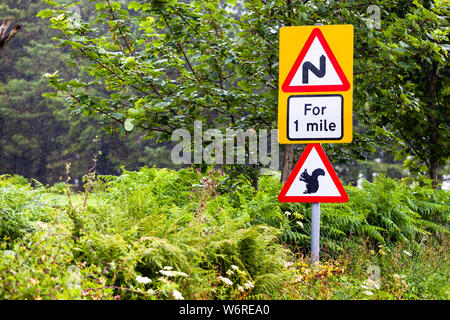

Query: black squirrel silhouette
[299,168,325,194]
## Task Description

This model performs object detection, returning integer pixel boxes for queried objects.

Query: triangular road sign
[278,144,349,203]
[281,28,350,93]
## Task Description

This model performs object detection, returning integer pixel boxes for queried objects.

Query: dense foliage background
[0,0,448,188]
[0,0,448,300]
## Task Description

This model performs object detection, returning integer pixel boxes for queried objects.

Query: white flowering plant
[213,264,256,300]
[126,266,190,300]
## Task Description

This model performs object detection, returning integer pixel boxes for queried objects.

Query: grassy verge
[0,169,448,300]
[282,238,449,299]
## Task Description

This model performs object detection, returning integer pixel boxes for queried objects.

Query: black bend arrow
[302,55,326,84]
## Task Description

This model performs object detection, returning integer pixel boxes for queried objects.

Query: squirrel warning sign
[278,144,348,203]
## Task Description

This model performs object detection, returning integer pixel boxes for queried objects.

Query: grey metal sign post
[311,202,320,265]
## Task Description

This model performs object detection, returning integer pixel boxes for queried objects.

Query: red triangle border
[278,144,349,203]
[281,28,350,93]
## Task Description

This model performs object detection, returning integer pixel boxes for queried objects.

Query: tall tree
[39,0,448,187]
[356,0,449,187]
[0,0,176,184]
[0,1,67,183]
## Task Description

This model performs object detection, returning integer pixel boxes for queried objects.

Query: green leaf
[95,2,108,11]
[36,9,54,19]
[67,79,87,88]
[42,92,58,98]
[237,80,252,92]
[128,1,142,11]
[156,19,166,30]
[124,118,134,131]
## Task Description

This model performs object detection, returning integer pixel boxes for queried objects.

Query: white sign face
[287,94,343,141]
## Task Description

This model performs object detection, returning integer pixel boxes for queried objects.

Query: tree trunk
[281,144,294,184]
[429,160,438,189]
[0,18,21,50]
[252,176,259,191]
[427,62,439,189]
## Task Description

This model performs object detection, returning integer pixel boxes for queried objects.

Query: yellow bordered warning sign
[278,25,354,144]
